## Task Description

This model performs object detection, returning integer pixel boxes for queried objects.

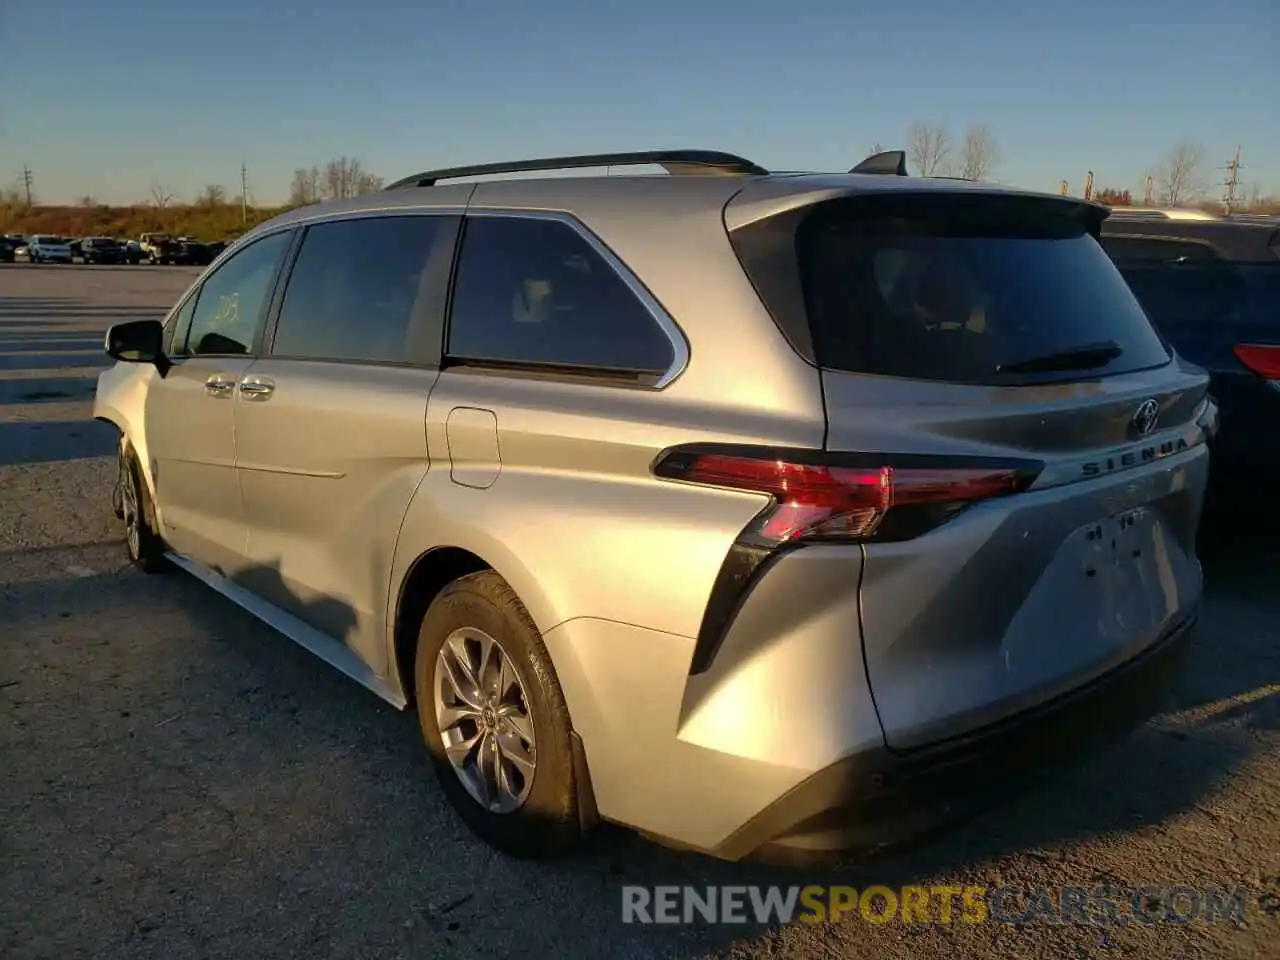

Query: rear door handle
[238,376,275,401]
[205,375,236,398]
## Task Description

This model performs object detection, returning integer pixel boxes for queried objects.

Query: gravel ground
[1,263,1276,960]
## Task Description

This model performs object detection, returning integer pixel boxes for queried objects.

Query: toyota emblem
[1131,398,1160,436]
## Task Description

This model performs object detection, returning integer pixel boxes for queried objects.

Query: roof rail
[384,150,768,190]
[849,150,908,177]
[1105,206,1221,221]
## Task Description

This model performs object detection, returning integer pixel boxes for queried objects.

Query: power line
[21,165,34,206]
[240,161,248,223]
[1221,145,1244,213]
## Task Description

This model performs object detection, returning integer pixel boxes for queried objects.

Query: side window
[165,294,197,355]
[1100,236,1219,263]
[1101,234,1247,329]
[184,230,292,356]
[271,216,444,364]
[447,216,675,375]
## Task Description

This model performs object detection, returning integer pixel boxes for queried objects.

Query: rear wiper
[994,340,1123,375]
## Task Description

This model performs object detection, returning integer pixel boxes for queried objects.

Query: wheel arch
[391,545,492,708]
[389,544,600,832]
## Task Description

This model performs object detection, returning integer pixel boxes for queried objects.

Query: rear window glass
[796,196,1172,384]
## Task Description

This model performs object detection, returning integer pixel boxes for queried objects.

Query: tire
[414,570,583,858]
[118,447,168,573]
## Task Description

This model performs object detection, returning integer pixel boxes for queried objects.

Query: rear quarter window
[794,195,1172,385]
[446,215,675,376]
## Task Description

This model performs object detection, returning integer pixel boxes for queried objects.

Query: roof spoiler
[849,150,909,177]
[385,150,768,190]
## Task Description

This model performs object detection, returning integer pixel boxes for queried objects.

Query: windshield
[795,194,1172,384]
[33,236,61,244]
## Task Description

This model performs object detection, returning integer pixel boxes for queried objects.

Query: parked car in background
[205,240,228,259]
[139,233,179,265]
[77,236,125,264]
[174,237,214,266]
[22,235,73,263]
[1100,208,1279,483]
[119,239,144,264]
[0,237,18,262]
[94,148,1214,864]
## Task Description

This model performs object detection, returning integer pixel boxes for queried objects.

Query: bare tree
[1156,141,1207,206]
[908,122,952,177]
[77,194,97,208]
[321,157,383,201]
[197,184,227,208]
[289,166,323,206]
[868,143,885,157]
[0,186,22,219]
[958,123,999,181]
[149,181,174,209]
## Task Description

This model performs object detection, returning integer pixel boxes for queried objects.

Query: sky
[0,0,1275,206]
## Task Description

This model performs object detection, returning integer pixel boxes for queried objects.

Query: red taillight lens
[1233,343,1280,380]
[654,450,1039,544]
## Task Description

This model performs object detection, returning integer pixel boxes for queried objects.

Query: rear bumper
[715,608,1196,864]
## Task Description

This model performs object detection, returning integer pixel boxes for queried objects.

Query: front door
[144,229,295,574]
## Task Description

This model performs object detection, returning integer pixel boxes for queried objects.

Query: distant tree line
[0,156,386,240]
[881,125,1278,213]
[5,140,1279,240]
[288,157,383,206]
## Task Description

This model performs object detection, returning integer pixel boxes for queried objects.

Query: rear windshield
[795,195,1172,384]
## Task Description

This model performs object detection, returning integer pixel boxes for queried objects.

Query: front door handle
[238,376,275,401]
[205,375,236,398]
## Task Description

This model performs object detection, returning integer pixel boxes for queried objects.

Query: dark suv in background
[1101,210,1279,488]
[77,237,125,264]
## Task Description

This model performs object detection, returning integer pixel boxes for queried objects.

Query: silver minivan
[95,149,1216,862]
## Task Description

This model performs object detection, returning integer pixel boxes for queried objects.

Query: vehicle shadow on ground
[4,523,1272,958]
[0,337,104,354]
[0,420,118,466]
[0,378,97,405]
[0,353,109,371]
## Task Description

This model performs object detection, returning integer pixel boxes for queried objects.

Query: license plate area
[1082,506,1150,579]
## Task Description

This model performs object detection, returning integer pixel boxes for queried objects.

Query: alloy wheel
[121,460,141,559]
[433,626,537,814]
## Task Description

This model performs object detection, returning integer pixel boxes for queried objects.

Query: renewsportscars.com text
[621,883,1258,927]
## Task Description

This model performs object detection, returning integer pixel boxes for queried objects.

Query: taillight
[1233,344,1280,381]
[656,445,1043,675]
[653,447,1041,546]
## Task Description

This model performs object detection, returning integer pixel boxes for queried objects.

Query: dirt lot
[1,263,1277,960]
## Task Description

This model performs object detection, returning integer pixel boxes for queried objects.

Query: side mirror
[104,319,172,376]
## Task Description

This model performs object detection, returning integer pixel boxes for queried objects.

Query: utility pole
[1221,145,1243,213]
[1059,180,1069,196]
[21,165,34,206]
[1083,170,1094,201]
[1143,175,1154,206]
[240,161,248,223]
